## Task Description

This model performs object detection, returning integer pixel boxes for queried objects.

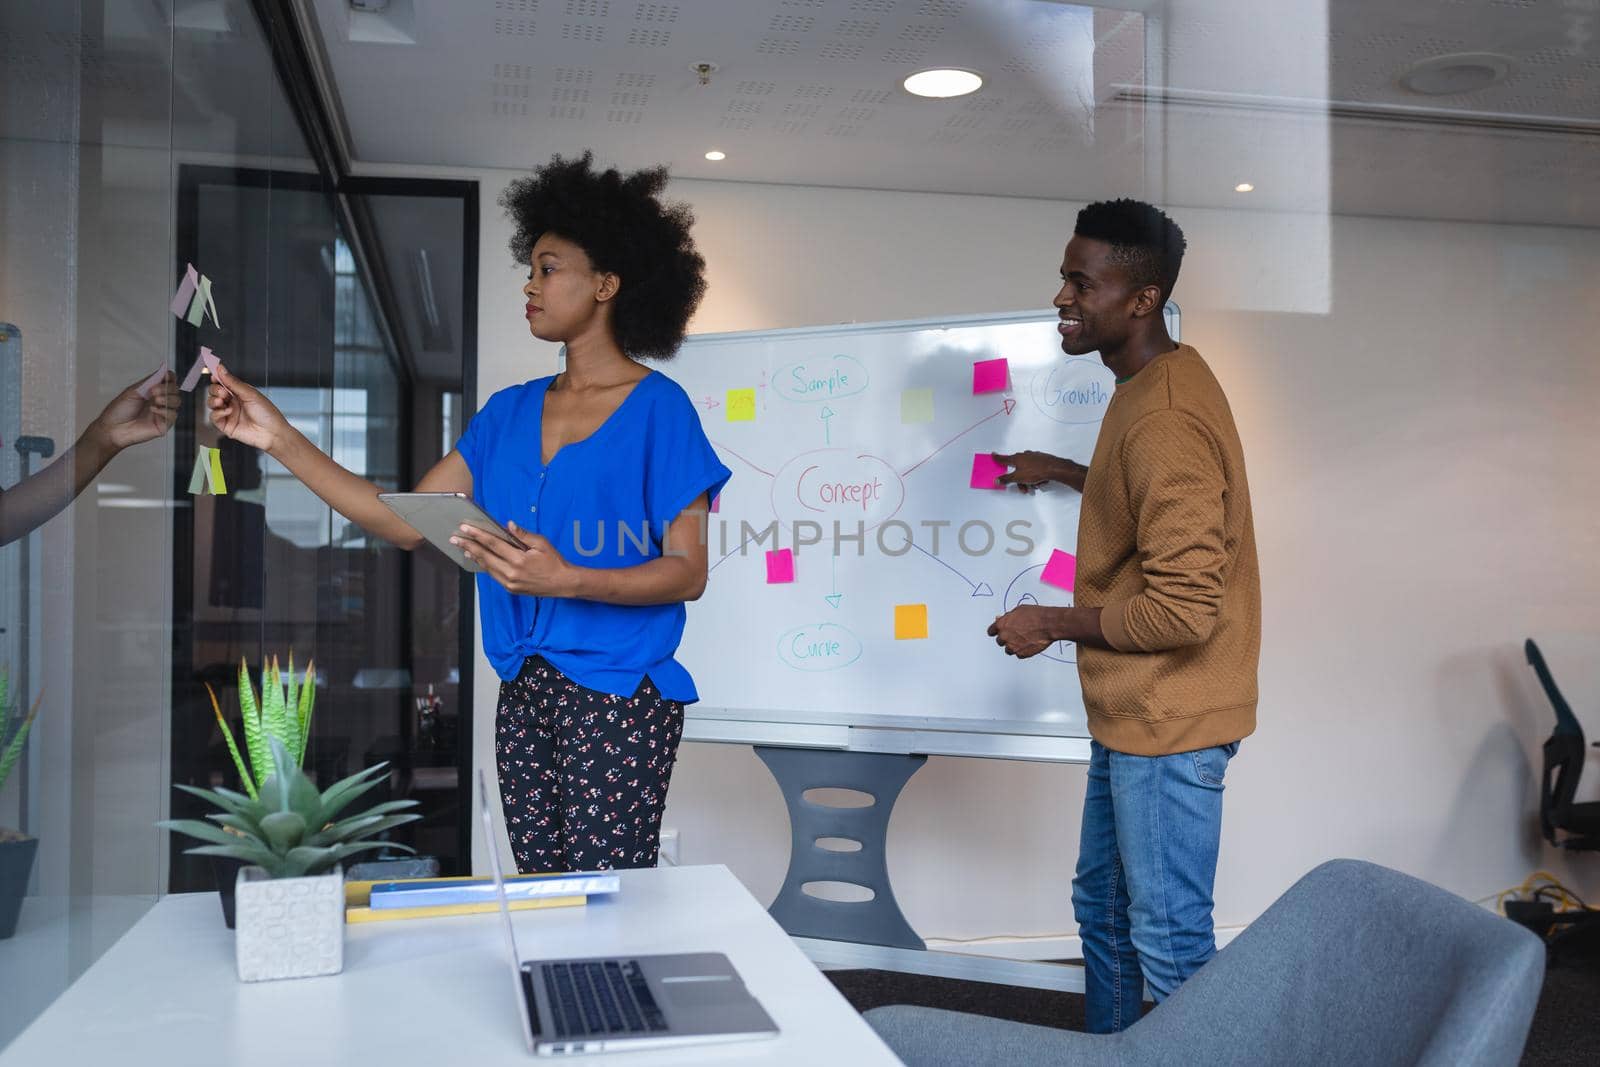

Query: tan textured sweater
[1075,344,1260,756]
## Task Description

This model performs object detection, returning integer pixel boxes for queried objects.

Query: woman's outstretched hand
[207,360,290,454]
[92,368,180,450]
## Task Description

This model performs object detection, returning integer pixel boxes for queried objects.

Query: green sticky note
[199,275,220,328]
[726,388,756,422]
[185,287,207,326]
[901,387,934,424]
[208,447,227,495]
[187,448,208,494]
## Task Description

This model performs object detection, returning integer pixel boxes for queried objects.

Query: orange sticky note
[893,604,928,640]
[726,389,756,422]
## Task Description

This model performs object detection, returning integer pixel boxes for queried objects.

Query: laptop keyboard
[543,960,669,1037]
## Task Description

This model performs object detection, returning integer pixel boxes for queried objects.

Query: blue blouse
[455,371,731,701]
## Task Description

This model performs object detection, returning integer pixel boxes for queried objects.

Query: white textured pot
[234,864,344,982]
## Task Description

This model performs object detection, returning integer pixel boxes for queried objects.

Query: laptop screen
[479,771,537,1051]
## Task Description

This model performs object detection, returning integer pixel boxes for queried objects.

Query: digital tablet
[377,492,524,573]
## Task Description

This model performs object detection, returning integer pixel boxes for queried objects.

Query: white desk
[0,864,900,1066]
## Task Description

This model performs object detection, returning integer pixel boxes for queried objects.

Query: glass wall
[0,1,467,1044]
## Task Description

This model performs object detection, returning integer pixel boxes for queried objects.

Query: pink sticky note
[972,357,1009,394]
[709,493,721,514]
[971,452,1008,490]
[765,548,795,584]
[136,362,168,399]
[1041,549,1077,592]
[169,263,199,318]
[179,347,220,392]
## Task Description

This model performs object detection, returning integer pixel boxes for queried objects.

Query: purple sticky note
[179,353,206,392]
[766,548,795,584]
[169,263,199,318]
[179,347,220,393]
[136,362,168,399]
[971,452,1007,490]
[972,357,1009,395]
[1041,549,1077,592]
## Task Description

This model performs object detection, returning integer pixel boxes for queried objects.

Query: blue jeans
[1071,738,1239,1033]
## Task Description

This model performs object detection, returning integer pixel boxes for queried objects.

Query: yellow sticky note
[900,387,934,424]
[893,604,928,640]
[208,446,228,495]
[726,388,756,422]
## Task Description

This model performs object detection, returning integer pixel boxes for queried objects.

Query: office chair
[866,860,1543,1067]
[1525,638,1600,851]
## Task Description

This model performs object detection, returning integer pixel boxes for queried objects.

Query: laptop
[477,772,780,1056]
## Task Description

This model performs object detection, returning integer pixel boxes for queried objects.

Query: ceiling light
[1235,182,1254,193]
[902,69,984,99]
[1397,53,1513,96]
[704,150,726,161]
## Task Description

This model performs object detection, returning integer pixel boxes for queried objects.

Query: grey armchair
[866,859,1543,1067]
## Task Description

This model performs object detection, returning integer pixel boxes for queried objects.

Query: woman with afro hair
[207,153,729,873]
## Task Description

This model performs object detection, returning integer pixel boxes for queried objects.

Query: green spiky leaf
[258,811,308,853]
[174,782,256,817]
[158,818,256,849]
[237,659,269,786]
[206,682,256,799]
[314,763,393,825]
[0,689,42,795]
[183,842,281,868]
[261,658,293,777]
[297,659,316,768]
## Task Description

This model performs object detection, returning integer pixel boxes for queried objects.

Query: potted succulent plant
[0,669,42,940]
[202,654,316,927]
[161,735,420,981]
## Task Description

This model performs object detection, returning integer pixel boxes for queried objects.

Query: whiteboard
[669,308,1177,761]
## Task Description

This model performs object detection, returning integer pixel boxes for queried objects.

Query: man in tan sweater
[987,199,1260,1033]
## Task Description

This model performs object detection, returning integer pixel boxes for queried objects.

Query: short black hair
[1073,199,1186,301]
[500,152,707,360]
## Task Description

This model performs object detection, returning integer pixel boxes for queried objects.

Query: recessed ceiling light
[1235,182,1254,193]
[704,150,726,161]
[902,68,983,99]
[1397,52,1513,96]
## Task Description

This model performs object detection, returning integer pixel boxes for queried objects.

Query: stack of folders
[344,872,621,924]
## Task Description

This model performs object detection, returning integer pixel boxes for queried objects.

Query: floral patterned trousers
[495,656,685,873]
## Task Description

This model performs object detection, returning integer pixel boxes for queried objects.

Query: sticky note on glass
[170,263,199,318]
[972,358,1009,395]
[765,548,794,584]
[726,388,756,422]
[971,452,1007,490]
[197,274,220,328]
[188,446,227,496]
[1041,549,1077,592]
[180,346,219,392]
[185,284,207,326]
[901,387,934,424]
[894,603,928,640]
[209,446,228,495]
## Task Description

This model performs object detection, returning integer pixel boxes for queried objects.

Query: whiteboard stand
[755,745,927,950]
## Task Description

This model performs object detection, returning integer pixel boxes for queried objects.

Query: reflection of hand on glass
[0,368,180,546]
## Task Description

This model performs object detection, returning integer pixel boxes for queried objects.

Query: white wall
[451,164,1600,944]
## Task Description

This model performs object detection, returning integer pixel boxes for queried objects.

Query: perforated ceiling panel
[306,0,1600,227]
